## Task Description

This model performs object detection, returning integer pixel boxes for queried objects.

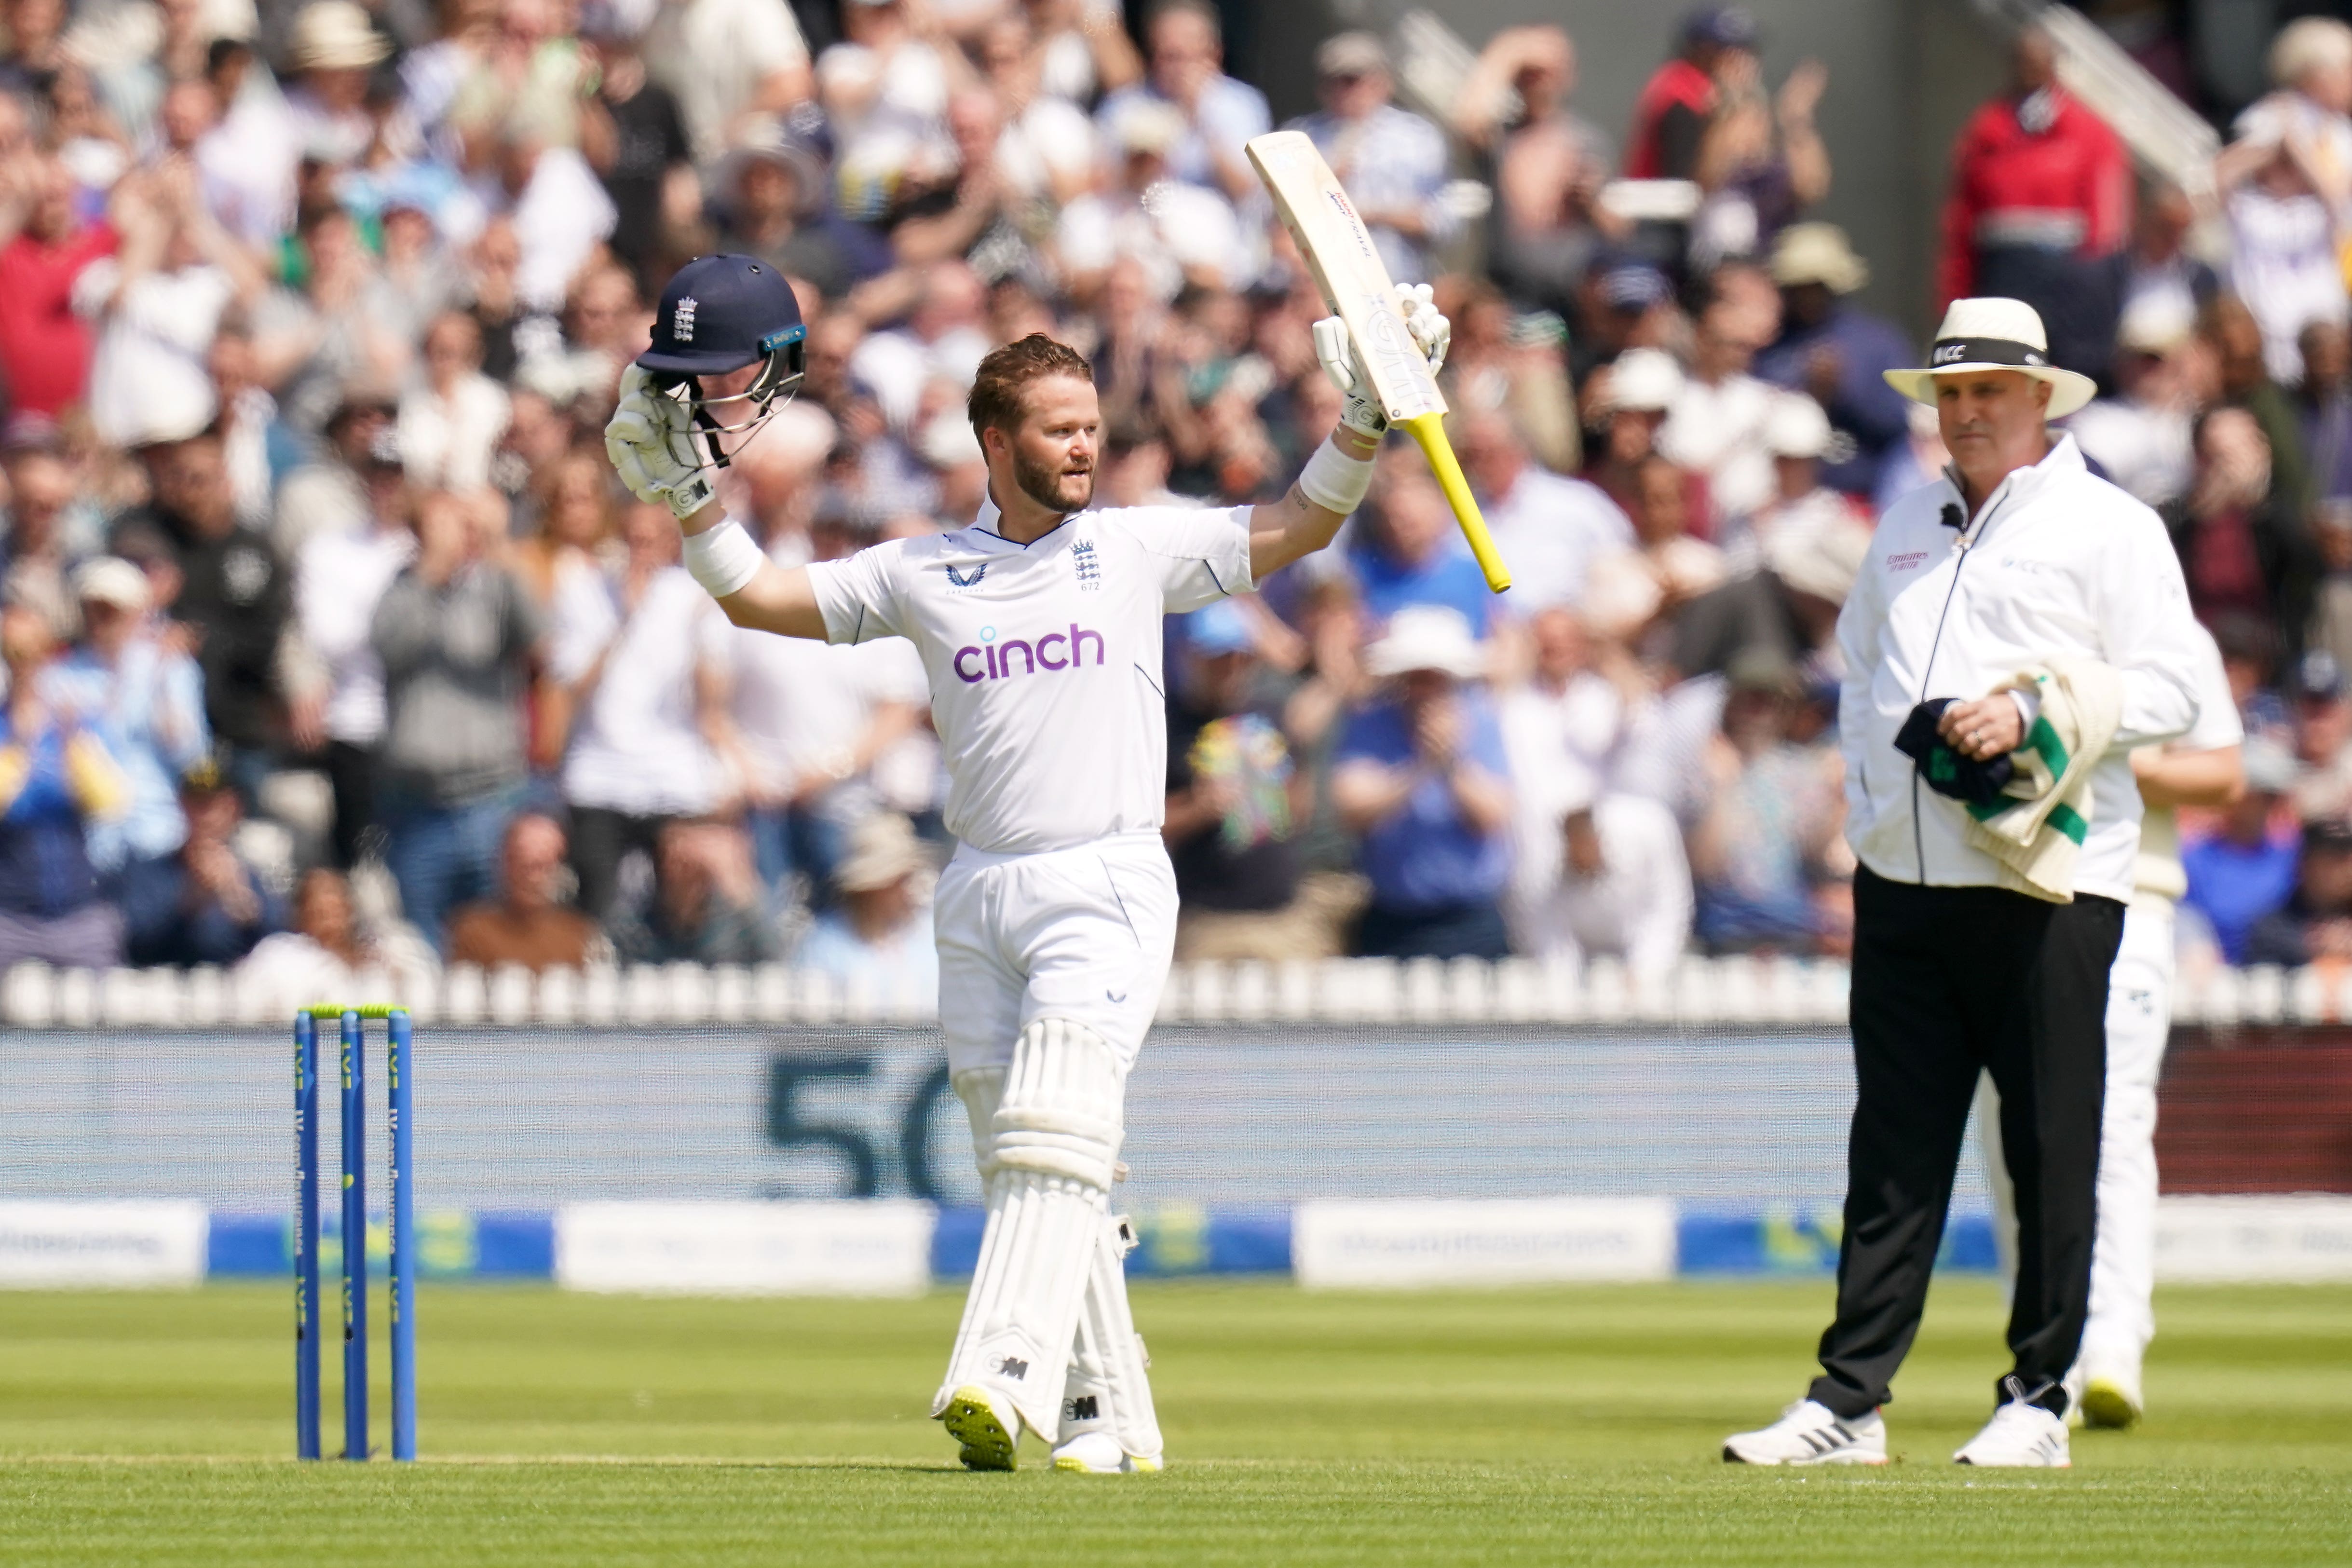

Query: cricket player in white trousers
[1980,622,2243,1429]
[601,253,1451,1473]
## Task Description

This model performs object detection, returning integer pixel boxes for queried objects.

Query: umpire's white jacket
[1837,434,2205,902]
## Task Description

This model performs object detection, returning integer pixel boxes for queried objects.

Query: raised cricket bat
[1246,129,1510,594]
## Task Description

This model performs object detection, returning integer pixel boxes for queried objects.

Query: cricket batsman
[602,252,1448,1473]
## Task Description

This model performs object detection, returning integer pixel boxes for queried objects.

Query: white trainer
[1722,1399,1888,1466]
[1954,1381,2071,1467]
[1050,1432,1162,1474]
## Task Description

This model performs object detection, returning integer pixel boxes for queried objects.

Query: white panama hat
[1600,347,1684,415]
[1763,392,1833,459]
[1365,604,1487,682]
[1882,297,2097,420]
[289,0,389,69]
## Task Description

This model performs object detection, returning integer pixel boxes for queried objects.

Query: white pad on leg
[1058,1212,1163,1465]
[938,1066,1006,1399]
[954,1067,1006,1183]
[935,1020,1124,1438]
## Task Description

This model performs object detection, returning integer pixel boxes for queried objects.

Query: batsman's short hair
[967,334,1094,439]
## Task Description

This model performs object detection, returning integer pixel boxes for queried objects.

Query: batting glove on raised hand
[1396,282,1450,374]
[1311,282,1452,438]
[604,365,717,519]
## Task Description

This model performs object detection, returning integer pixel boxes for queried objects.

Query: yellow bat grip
[1400,413,1511,594]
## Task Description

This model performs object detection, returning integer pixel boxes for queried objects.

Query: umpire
[1723,299,2208,1469]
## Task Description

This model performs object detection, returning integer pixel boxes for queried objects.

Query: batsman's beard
[1014,449,1095,514]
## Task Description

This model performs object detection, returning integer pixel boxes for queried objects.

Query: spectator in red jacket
[1626,7,1758,182]
[1937,26,2131,381]
[0,155,119,418]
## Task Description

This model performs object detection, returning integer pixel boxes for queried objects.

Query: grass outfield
[0,1279,2345,1565]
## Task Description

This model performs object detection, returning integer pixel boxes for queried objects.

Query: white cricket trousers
[2085,897,2172,1363]
[1982,896,2173,1364]
[932,830,1180,1077]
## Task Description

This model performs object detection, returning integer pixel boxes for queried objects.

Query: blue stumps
[388,1009,416,1462]
[340,1010,367,1460]
[299,1005,417,1462]
[294,1011,320,1461]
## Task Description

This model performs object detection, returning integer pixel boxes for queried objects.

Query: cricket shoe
[2077,1358,2144,1431]
[1954,1380,2070,1467]
[939,1384,1022,1472]
[1050,1432,1162,1474]
[1722,1399,1887,1466]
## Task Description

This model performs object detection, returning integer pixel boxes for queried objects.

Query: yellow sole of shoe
[2080,1378,2141,1430]
[1050,1454,1164,1475]
[941,1386,1018,1471]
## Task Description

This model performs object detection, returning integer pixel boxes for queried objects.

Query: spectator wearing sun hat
[1755,222,1916,497]
[2064,294,2201,512]
[1283,31,1455,285]
[792,812,936,996]
[283,1,396,171]
[1332,605,1515,960]
[41,556,210,881]
[714,119,857,301]
[1581,345,1688,523]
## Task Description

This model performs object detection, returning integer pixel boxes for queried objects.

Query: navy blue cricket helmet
[637,253,807,469]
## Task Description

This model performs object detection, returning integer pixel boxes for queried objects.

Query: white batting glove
[1311,284,1453,438]
[603,366,716,519]
[1311,316,1389,436]
[1396,281,1450,375]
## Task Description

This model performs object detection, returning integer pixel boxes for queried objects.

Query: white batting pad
[935,1020,1126,1437]
[953,1067,1007,1184]
[1059,1212,1163,1462]
[992,1017,1125,1187]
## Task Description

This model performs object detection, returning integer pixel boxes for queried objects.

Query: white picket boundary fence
[0,957,2336,1031]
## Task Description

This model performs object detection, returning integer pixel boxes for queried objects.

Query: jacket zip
[1907,477,2021,883]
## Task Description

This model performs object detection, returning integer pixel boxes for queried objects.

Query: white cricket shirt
[807,494,1254,855]
[1837,435,2205,902]
[2133,622,2242,903]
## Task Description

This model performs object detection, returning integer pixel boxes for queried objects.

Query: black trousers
[1809,867,2124,1420]
[322,741,378,871]
[568,805,673,922]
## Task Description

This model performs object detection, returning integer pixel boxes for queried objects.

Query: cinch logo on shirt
[953,624,1106,682]
[1887,550,1931,573]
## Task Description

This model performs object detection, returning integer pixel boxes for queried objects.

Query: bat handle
[1400,413,1512,595]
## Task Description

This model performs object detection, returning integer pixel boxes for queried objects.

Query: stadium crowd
[0,0,2345,999]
